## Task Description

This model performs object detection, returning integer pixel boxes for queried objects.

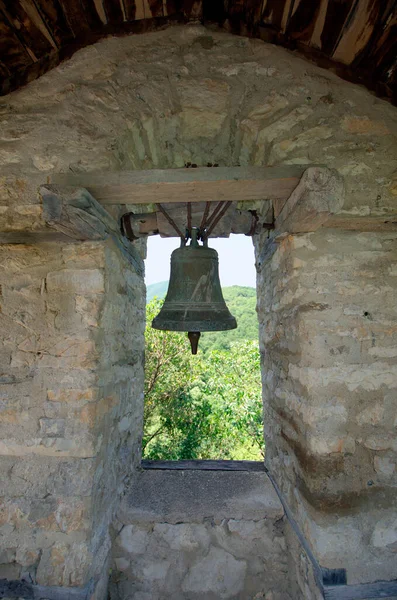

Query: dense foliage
[143,289,264,461]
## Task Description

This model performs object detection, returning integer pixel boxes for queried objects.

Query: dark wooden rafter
[57,0,91,34]
[0,0,396,103]
[0,0,55,60]
[80,0,107,28]
[33,0,74,45]
[101,0,124,25]
[0,14,34,70]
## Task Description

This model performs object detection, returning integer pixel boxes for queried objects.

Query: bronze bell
[152,228,237,354]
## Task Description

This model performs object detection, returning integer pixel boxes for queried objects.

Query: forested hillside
[147,280,168,302]
[143,286,263,461]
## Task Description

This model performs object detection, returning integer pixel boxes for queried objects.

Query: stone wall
[0,238,145,594]
[0,21,397,600]
[254,229,397,589]
[1,24,396,234]
[112,468,291,600]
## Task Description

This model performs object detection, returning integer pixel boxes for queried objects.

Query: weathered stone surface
[255,228,397,587]
[117,525,149,555]
[177,78,230,138]
[0,235,145,592]
[46,269,105,294]
[119,470,283,523]
[113,469,290,600]
[182,547,247,598]
[153,522,211,552]
[372,516,397,549]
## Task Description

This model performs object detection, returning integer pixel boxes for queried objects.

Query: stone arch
[1,22,397,600]
[1,23,396,228]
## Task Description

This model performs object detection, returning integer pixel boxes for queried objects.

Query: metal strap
[120,212,138,241]
[205,201,224,231]
[187,202,192,236]
[157,203,185,241]
[200,201,211,231]
[206,201,233,237]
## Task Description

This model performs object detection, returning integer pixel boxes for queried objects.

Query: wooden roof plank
[260,0,287,30]
[227,0,247,19]
[80,0,108,27]
[122,0,136,20]
[33,0,74,45]
[332,0,380,65]
[313,0,355,55]
[101,0,124,24]
[0,60,10,77]
[0,14,33,69]
[134,0,145,19]
[0,0,54,58]
[285,0,322,43]
[244,0,263,26]
[146,0,164,18]
[58,0,91,35]
[352,3,397,70]
[180,0,201,18]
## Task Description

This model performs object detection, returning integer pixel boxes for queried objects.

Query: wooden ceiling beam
[49,166,306,205]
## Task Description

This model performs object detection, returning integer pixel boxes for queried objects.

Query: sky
[145,234,257,288]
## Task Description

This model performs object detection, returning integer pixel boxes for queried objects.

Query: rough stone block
[39,418,66,437]
[46,269,104,294]
[36,541,91,586]
[117,525,149,555]
[153,523,210,552]
[182,546,247,598]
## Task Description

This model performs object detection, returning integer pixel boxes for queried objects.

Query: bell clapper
[188,331,201,355]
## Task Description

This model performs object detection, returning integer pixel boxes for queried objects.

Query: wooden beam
[49,166,306,205]
[141,460,265,471]
[38,184,144,274]
[122,201,273,238]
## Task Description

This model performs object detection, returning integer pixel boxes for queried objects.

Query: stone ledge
[119,469,284,524]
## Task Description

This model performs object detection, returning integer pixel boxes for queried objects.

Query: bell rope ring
[152,228,237,354]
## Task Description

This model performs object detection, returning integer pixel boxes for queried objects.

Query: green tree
[143,298,264,460]
[143,298,195,454]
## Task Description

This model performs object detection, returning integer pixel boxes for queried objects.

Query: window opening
[143,234,264,463]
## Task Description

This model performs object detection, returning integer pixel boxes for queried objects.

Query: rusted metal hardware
[157,203,186,242]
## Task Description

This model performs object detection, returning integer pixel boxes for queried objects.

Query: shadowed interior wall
[0,239,145,593]
[0,22,396,599]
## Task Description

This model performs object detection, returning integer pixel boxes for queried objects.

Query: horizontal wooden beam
[49,166,307,205]
[141,460,265,471]
[123,200,273,238]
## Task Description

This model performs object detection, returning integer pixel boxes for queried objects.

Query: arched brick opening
[0,23,396,600]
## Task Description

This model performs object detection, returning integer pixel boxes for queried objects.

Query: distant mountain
[146,283,258,351]
[147,281,169,302]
